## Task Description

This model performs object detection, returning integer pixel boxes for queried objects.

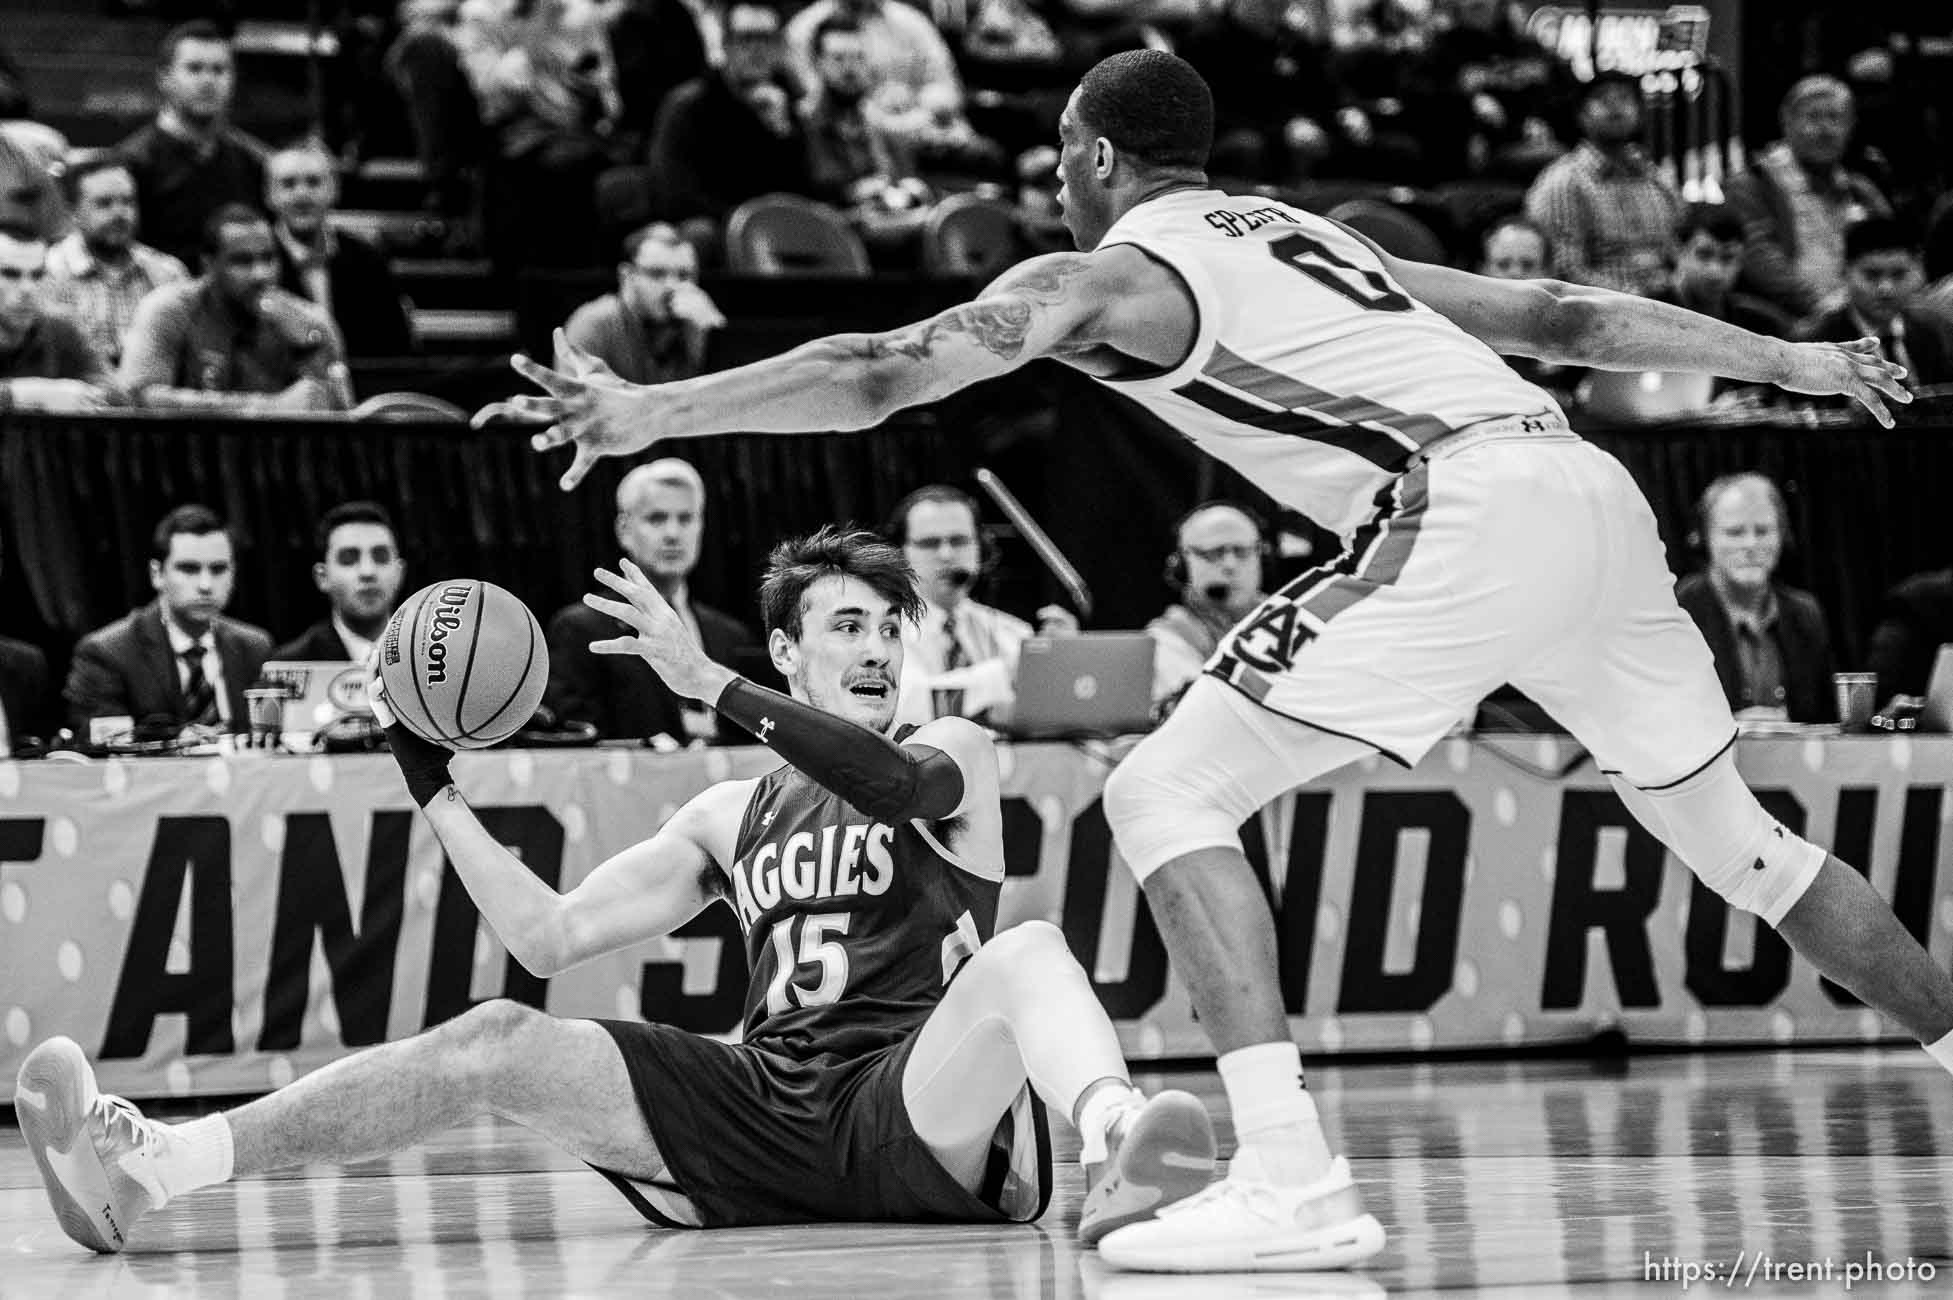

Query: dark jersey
[722,742,1001,1062]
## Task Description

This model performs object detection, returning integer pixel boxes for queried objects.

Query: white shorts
[1206,429,1734,787]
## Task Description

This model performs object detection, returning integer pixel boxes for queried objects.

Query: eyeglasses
[1183,543,1258,564]
[908,534,975,551]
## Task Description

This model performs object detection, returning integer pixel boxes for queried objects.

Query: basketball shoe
[1097,1155,1386,1272]
[1078,1089,1217,1246]
[15,1036,171,1252]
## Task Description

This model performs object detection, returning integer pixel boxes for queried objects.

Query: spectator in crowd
[1675,473,1834,724]
[802,16,932,227]
[786,0,999,173]
[1175,0,1337,185]
[1147,502,1267,716]
[1421,0,1576,180]
[64,504,273,740]
[1523,70,1680,296]
[457,0,624,266]
[42,157,191,368]
[1477,214,1579,399]
[1655,203,1794,339]
[0,129,62,239]
[1800,217,1953,391]
[1324,0,1436,185]
[1866,563,1953,709]
[565,222,724,384]
[119,205,350,413]
[0,222,115,413]
[265,139,415,357]
[646,2,813,239]
[0,630,49,754]
[606,0,708,150]
[273,501,408,662]
[544,458,762,742]
[887,484,1075,728]
[116,22,269,269]
[385,0,487,230]
[1725,76,1891,323]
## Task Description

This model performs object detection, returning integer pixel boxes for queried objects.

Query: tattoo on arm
[862,258,1093,364]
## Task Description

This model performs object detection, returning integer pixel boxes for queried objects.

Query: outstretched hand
[1776,337,1912,428]
[473,329,663,490]
[584,558,738,702]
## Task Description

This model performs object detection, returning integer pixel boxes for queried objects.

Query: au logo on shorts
[1228,599,1310,673]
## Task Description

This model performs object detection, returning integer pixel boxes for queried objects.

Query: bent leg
[227,999,665,1180]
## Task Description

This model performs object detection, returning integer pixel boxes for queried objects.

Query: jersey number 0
[1269,232,1414,313]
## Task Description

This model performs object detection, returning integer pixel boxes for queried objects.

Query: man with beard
[119,204,349,412]
[42,157,189,368]
[266,139,413,358]
[64,504,273,740]
[1148,503,1268,717]
[564,223,725,385]
[1523,70,1681,296]
[273,502,408,662]
[803,16,928,218]
[115,22,268,269]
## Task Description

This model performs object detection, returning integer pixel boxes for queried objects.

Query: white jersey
[1094,189,1564,536]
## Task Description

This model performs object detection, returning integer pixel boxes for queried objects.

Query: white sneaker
[1097,1157,1386,1273]
[15,1036,170,1253]
[1078,1089,1217,1245]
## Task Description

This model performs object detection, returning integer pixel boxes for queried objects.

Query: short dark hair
[151,504,230,563]
[884,485,980,546]
[759,526,922,640]
[0,218,43,246]
[1581,69,1643,106]
[1676,202,1742,246]
[812,13,864,54]
[59,154,135,208]
[314,501,397,560]
[1845,216,1920,265]
[1074,50,1214,172]
[201,202,268,258]
[159,20,230,70]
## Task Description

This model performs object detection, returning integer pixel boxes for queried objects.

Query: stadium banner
[2,736,1949,1099]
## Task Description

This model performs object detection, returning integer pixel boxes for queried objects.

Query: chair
[1323,198,1448,265]
[724,194,870,275]
[923,193,1023,278]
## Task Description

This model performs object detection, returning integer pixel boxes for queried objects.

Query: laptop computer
[258,660,372,737]
[1006,633,1155,739]
[1920,646,1953,732]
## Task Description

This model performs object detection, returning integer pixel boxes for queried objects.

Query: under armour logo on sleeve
[756,717,775,743]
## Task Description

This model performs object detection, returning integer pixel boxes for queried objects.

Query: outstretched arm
[478,252,1113,489]
[1370,248,1911,426]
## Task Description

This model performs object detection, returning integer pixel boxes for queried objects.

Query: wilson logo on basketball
[423,584,473,686]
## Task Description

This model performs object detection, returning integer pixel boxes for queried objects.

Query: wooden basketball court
[5,1048,1950,1298]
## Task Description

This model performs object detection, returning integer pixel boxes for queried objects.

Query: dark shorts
[589,1018,1052,1229]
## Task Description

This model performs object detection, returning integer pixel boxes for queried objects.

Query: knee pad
[1613,754,1827,927]
[1103,744,1250,885]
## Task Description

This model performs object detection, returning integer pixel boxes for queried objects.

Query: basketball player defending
[14,528,1217,1253]
[482,50,1953,1274]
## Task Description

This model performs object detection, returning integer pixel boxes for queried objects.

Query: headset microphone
[942,567,976,588]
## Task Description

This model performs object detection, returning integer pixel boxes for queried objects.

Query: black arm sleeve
[714,678,965,822]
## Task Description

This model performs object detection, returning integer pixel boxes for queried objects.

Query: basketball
[378,579,548,749]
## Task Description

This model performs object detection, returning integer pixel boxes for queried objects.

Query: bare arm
[421,782,732,978]
[479,252,1115,489]
[1364,239,1911,426]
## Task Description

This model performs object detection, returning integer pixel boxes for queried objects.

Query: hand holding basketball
[473,329,666,491]
[584,558,737,703]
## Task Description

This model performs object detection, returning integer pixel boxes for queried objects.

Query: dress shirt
[162,609,230,726]
[895,595,1030,726]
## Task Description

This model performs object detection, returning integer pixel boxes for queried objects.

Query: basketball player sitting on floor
[15,527,1216,1253]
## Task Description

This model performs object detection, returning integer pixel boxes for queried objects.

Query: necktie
[181,645,216,726]
[933,613,966,719]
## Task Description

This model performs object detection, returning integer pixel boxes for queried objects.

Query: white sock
[1927,1028,1953,1077]
[1218,1041,1332,1186]
[160,1114,235,1203]
[1075,1080,1143,1167]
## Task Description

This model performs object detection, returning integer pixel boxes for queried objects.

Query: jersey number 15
[764,909,984,1014]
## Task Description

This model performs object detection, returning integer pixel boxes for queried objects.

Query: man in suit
[1675,472,1835,723]
[544,459,762,742]
[273,501,407,662]
[64,504,273,741]
[1866,567,1953,708]
[265,140,413,357]
[1800,217,1953,391]
[0,632,51,753]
